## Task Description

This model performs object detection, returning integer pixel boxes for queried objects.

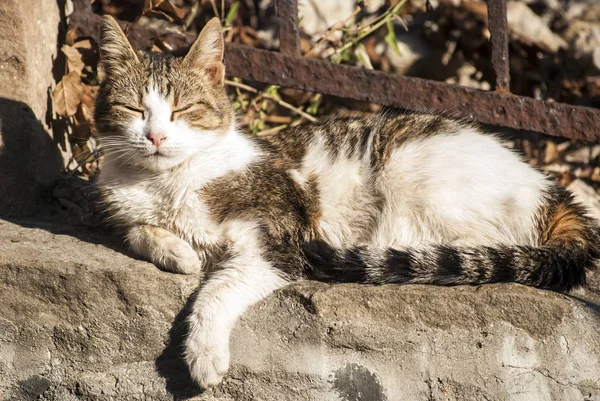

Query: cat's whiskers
[97,150,137,170]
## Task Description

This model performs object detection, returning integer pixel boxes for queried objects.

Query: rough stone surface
[0,0,66,217]
[1,216,600,401]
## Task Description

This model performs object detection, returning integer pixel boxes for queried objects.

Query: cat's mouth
[147,148,170,157]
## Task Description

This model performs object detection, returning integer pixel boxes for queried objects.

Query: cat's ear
[184,17,225,85]
[98,15,139,79]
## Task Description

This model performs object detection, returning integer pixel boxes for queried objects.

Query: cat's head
[94,16,233,172]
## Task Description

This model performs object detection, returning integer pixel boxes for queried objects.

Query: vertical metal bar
[487,0,510,92]
[276,0,301,56]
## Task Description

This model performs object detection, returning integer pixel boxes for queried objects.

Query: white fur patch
[372,129,549,248]
[301,136,376,247]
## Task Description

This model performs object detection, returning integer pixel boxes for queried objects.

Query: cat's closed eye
[117,104,145,119]
[171,102,212,122]
[171,104,193,121]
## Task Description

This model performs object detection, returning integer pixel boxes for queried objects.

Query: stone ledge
[1,218,599,401]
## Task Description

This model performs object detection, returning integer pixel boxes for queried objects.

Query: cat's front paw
[185,340,230,390]
[161,237,203,275]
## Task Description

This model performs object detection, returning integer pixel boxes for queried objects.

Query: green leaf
[265,85,281,99]
[307,94,322,115]
[385,20,402,57]
[340,47,355,64]
[354,43,373,69]
[225,2,240,26]
[250,119,264,135]
[392,0,408,15]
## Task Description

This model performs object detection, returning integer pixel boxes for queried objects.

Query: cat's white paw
[162,237,202,275]
[185,340,230,390]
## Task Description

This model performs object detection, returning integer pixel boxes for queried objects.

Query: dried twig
[183,0,202,30]
[257,124,288,136]
[330,0,407,60]
[305,5,363,58]
[225,80,317,122]
[208,0,219,19]
[393,14,408,32]
[264,115,293,124]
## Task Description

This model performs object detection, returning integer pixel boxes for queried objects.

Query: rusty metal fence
[223,0,600,141]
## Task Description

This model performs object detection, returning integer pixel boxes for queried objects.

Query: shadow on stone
[0,98,64,217]
[569,293,600,315]
[155,290,204,399]
[330,363,388,401]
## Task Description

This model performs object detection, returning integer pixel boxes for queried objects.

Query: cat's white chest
[99,167,221,248]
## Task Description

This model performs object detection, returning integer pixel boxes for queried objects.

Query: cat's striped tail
[303,190,600,293]
[303,241,597,292]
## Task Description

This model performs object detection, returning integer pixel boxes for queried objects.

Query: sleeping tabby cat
[94,16,600,389]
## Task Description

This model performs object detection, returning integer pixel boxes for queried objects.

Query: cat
[94,15,600,389]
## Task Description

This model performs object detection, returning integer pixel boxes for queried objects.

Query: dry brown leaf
[72,117,93,145]
[142,0,154,14]
[72,85,96,143]
[153,37,172,52]
[156,1,185,20]
[71,139,97,177]
[73,39,93,51]
[592,167,600,182]
[239,26,259,47]
[79,84,95,121]
[53,71,83,117]
[72,142,91,162]
[62,45,85,75]
[66,28,78,46]
[543,141,559,164]
[143,0,185,21]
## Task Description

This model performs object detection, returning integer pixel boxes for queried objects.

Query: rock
[386,30,437,76]
[1,217,600,401]
[297,0,386,37]
[0,0,67,217]
[566,179,600,296]
[507,1,567,53]
[445,63,491,90]
[568,179,600,222]
[0,218,198,401]
[297,0,354,37]
[564,1,600,23]
[563,20,600,73]
[564,146,592,164]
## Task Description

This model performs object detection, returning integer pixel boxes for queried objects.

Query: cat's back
[262,111,470,168]
[255,112,466,246]
[262,111,550,248]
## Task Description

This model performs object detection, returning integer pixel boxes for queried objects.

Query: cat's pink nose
[146,132,166,147]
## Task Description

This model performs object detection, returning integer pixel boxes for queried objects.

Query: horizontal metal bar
[69,1,600,142]
[225,43,600,141]
[487,0,510,92]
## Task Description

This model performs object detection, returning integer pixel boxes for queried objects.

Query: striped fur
[94,16,600,389]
